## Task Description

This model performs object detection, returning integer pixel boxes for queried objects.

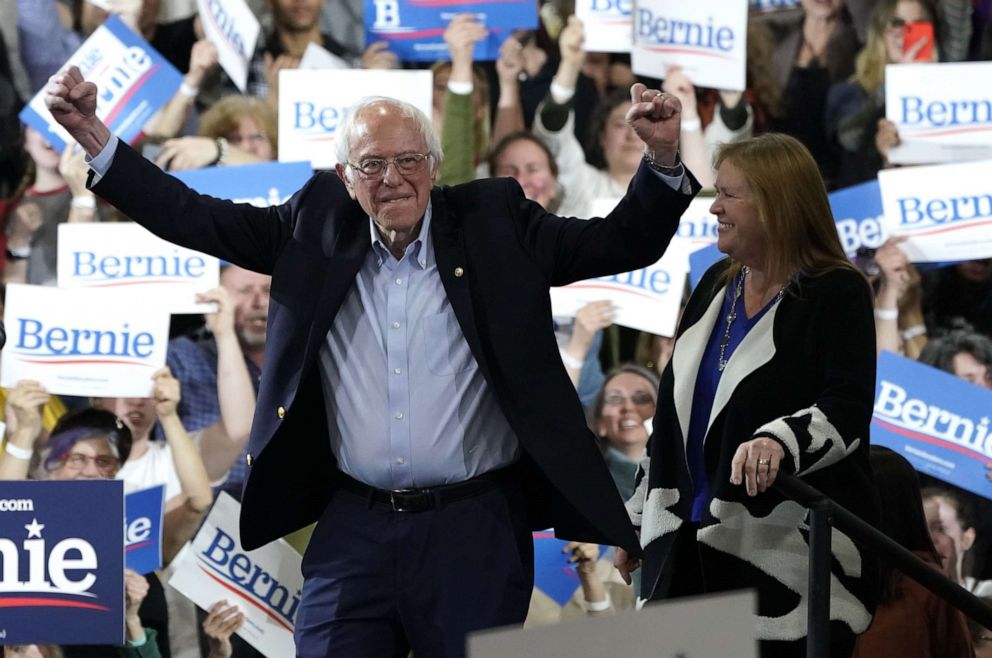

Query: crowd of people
[1,0,992,656]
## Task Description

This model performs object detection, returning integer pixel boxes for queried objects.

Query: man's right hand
[44,66,111,157]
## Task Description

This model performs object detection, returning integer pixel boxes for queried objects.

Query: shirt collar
[368,200,433,270]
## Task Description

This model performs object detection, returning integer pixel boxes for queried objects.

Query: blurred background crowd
[1,0,992,656]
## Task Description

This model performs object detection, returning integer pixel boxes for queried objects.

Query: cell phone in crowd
[903,21,934,61]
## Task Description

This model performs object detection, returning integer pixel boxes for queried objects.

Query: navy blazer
[91,143,697,553]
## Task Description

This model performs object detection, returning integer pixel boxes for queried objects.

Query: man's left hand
[626,83,681,166]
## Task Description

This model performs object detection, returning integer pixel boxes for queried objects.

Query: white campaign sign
[57,223,220,314]
[169,493,302,658]
[632,0,747,91]
[575,0,633,53]
[299,42,350,70]
[676,196,719,248]
[278,69,433,170]
[885,62,992,164]
[197,0,261,92]
[878,159,992,262]
[1,284,170,397]
[550,238,691,336]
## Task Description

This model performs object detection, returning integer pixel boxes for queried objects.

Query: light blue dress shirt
[318,206,520,489]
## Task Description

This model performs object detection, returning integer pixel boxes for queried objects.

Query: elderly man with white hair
[45,65,698,657]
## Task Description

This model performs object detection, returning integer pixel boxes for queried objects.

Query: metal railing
[773,472,992,658]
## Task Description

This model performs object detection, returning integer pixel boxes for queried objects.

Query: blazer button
[246,453,254,466]
[277,406,286,419]
[454,267,464,277]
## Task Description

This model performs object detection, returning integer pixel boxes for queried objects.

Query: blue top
[686,271,779,522]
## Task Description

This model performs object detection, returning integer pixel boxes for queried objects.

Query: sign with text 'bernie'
[278,69,433,170]
[173,161,314,208]
[124,485,165,575]
[576,0,632,53]
[829,179,887,259]
[632,0,747,91]
[364,0,537,62]
[0,284,170,398]
[550,238,691,337]
[197,0,261,92]
[532,531,606,606]
[885,62,992,165]
[878,159,992,263]
[19,16,182,153]
[57,222,220,314]
[0,480,124,645]
[872,351,992,501]
[169,493,302,657]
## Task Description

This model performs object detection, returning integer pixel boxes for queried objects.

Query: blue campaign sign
[532,531,606,606]
[19,16,182,153]
[364,0,538,62]
[125,485,164,575]
[173,161,314,207]
[828,180,886,260]
[0,480,124,645]
[872,351,992,501]
[689,244,724,290]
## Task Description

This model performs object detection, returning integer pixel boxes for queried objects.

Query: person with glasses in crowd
[45,59,698,656]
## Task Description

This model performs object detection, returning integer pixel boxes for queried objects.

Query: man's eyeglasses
[347,153,433,180]
[603,392,655,406]
[61,452,120,474]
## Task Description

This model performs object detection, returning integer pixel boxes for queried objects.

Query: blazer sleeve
[506,164,700,287]
[89,142,324,275]
[751,269,876,477]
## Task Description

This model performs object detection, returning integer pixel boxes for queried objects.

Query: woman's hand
[613,546,640,585]
[5,380,49,441]
[876,118,900,165]
[155,136,219,171]
[151,366,181,419]
[875,236,911,298]
[203,600,245,658]
[730,437,786,496]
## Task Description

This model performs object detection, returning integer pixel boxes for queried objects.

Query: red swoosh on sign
[872,417,992,465]
[19,358,150,366]
[642,46,736,60]
[0,597,110,611]
[198,565,294,632]
[560,283,659,301]
[902,217,992,238]
[104,64,162,126]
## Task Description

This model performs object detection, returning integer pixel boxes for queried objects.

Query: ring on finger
[757,457,771,466]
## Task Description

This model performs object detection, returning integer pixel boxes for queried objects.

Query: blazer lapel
[429,189,493,382]
[705,299,781,435]
[301,201,370,367]
[671,286,726,450]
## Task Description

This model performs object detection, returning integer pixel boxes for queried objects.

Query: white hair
[335,97,444,176]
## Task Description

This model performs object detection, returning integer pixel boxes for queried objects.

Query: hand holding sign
[152,367,181,418]
[445,14,489,76]
[199,287,236,339]
[203,600,246,658]
[44,66,112,157]
[6,380,49,439]
[361,41,399,70]
[188,39,221,87]
[124,568,151,642]
[626,83,681,165]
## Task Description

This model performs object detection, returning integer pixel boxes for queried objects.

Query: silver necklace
[717,267,787,372]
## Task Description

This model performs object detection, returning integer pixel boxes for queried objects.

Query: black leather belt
[335,465,515,512]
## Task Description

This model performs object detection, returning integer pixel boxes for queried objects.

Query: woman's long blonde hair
[715,134,854,288]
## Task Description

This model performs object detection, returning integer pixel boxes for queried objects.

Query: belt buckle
[389,488,431,512]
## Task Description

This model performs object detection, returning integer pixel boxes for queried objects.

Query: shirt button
[394,368,402,375]
[395,278,402,285]
[277,406,285,419]
[246,453,254,466]
[454,267,464,277]
[394,412,404,420]
[392,321,401,329]
[395,457,406,465]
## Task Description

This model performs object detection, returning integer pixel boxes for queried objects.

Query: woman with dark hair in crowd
[853,447,973,657]
[922,486,992,595]
[619,133,877,657]
[588,364,659,501]
[919,329,992,390]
